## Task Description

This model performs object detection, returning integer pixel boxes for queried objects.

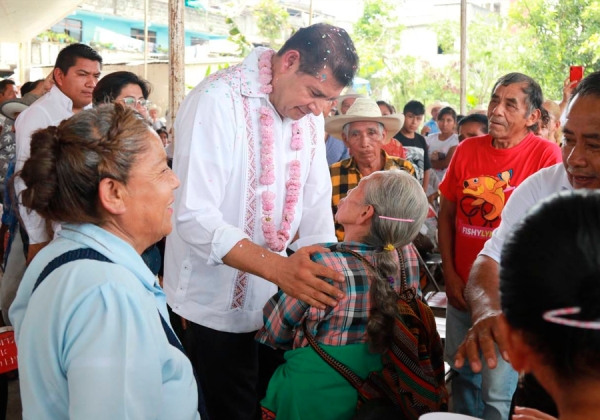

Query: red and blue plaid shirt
[256,241,421,350]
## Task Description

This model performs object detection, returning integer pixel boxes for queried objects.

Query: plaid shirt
[256,241,421,350]
[330,152,415,241]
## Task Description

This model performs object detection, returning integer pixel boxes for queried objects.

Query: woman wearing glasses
[92,71,151,118]
[92,72,162,275]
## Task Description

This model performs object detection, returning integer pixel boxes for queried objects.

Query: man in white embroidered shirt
[165,24,359,420]
[15,44,102,263]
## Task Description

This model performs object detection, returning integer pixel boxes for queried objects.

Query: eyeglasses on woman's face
[120,97,150,109]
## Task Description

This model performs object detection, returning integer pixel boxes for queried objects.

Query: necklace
[258,49,303,252]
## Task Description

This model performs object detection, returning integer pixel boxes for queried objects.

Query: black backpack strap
[33,248,112,293]
[32,247,209,419]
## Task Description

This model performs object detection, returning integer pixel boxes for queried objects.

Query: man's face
[487,82,539,142]
[54,58,101,111]
[562,94,600,190]
[403,112,424,134]
[342,121,386,167]
[341,97,357,115]
[458,121,487,142]
[430,106,441,120]
[272,51,343,121]
[0,84,17,103]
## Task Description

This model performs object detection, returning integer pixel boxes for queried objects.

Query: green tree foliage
[254,0,290,49]
[353,0,520,111]
[509,0,600,99]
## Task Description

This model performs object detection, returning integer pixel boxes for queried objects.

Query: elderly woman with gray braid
[256,169,447,420]
[9,104,204,419]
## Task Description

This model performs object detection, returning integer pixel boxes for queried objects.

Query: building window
[131,28,157,44]
[191,37,208,46]
[51,18,83,42]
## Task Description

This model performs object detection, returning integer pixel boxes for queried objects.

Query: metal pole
[144,0,149,79]
[460,0,467,115]
[169,0,185,142]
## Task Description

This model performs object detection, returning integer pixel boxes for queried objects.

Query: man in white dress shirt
[15,43,102,263]
[165,23,359,419]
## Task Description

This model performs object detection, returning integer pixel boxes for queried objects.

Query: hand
[562,77,577,103]
[444,270,468,311]
[513,407,557,420]
[271,245,345,310]
[181,317,188,330]
[453,311,508,373]
[421,126,431,136]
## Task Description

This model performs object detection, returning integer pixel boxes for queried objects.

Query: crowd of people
[0,21,597,420]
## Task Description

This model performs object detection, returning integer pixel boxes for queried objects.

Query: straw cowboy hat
[337,88,367,105]
[426,100,450,117]
[325,97,404,142]
[0,93,39,121]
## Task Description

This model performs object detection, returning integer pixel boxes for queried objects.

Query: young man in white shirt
[165,24,359,419]
[454,70,600,419]
[15,44,102,263]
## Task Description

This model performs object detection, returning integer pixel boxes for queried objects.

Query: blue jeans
[445,304,518,420]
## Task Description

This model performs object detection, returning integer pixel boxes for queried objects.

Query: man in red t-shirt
[438,72,562,420]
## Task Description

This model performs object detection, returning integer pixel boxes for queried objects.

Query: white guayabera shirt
[164,48,336,333]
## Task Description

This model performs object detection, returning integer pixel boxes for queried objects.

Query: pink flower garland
[258,49,303,252]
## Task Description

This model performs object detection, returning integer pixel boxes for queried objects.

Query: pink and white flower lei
[258,49,303,252]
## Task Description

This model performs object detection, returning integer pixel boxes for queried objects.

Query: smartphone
[570,65,584,87]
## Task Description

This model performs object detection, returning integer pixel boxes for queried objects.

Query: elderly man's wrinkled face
[562,94,600,190]
[342,121,386,167]
[487,82,539,143]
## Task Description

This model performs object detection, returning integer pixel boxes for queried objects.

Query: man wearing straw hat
[326,97,415,241]
[326,97,422,295]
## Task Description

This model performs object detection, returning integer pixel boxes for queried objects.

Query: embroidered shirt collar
[240,47,274,98]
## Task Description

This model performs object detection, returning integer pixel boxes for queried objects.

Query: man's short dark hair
[571,70,600,103]
[54,43,103,76]
[403,100,425,116]
[437,106,457,121]
[278,23,359,88]
[92,71,151,106]
[491,73,543,119]
[0,79,15,96]
[20,80,42,96]
[457,113,489,134]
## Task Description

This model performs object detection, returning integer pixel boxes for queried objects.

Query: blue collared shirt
[10,224,200,420]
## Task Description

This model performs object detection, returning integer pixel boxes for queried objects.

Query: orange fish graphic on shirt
[462,170,513,221]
